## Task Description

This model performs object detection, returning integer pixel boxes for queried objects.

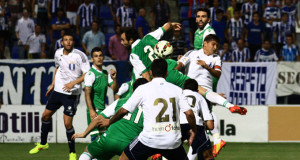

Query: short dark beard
[64,47,73,53]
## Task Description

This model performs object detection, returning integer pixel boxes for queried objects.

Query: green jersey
[101,97,143,143]
[116,81,132,99]
[84,65,113,111]
[194,24,216,50]
[166,59,190,88]
[130,27,165,82]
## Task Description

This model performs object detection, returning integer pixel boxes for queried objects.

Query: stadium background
[1,0,300,159]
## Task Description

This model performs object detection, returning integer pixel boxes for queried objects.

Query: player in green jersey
[84,47,118,140]
[194,8,216,50]
[114,81,132,100]
[72,78,148,160]
[120,22,181,82]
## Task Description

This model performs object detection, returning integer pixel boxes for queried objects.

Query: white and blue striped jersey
[209,7,224,24]
[273,21,295,43]
[219,49,232,62]
[254,48,278,62]
[77,3,98,27]
[55,38,63,50]
[116,5,137,27]
[281,4,297,26]
[54,48,90,95]
[49,0,60,14]
[281,44,299,61]
[232,48,250,62]
[241,2,259,25]
[263,6,281,29]
[227,18,244,41]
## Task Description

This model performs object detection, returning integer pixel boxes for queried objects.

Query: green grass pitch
[0,142,299,160]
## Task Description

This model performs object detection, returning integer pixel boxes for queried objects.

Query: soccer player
[84,47,118,140]
[99,59,197,160]
[114,80,132,100]
[120,22,181,82]
[180,79,214,160]
[177,34,247,157]
[29,32,90,160]
[72,78,148,160]
[194,8,216,50]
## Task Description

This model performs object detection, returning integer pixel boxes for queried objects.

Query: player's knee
[41,113,52,122]
[64,122,73,130]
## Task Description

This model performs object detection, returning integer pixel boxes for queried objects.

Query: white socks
[79,152,92,160]
[187,146,197,160]
[204,91,234,108]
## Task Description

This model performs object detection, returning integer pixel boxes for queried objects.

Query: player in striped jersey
[241,0,259,26]
[263,0,281,42]
[72,78,148,160]
[281,0,299,27]
[254,40,278,62]
[231,39,251,62]
[227,10,244,50]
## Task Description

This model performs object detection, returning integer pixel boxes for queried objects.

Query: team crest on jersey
[69,60,75,71]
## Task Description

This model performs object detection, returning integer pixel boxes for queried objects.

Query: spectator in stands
[232,39,250,62]
[47,0,62,20]
[136,8,149,38]
[263,0,281,42]
[245,12,265,61]
[116,0,136,28]
[32,0,48,33]
[108,25,129,60]
[82,21,105,59]
[254,39,278,62]
[50,8,70,58]
[0,0,10,59]
[219,41,232,62]
[211,9,227,45]
[227,9,244,50]
[281,0,300,27]
[15,8,35,59]
[55,29,65,51]
[169,30,188,60]
[226,0,237,20]
[151,0,170,29]
[66,0,81,28]
[25,24,46,59]
[76,0,98,38]
[209,0,224,24]
[280,35,300,61]
[274,13,296,55]
[241,0,259,26]
[108,0,123,21]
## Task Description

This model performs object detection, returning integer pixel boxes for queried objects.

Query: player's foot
[69,152,76,160]
[213,139,226,157]
[29,143,49,154]
[229,105,247,115]
[151,154,162,160]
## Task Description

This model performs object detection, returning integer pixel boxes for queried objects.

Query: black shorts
[180,124,212,155]
[46,91,80,117]
[124,138,187,160]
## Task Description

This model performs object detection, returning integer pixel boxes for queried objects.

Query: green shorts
[87,134,130,160]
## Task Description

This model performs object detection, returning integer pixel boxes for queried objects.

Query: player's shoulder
[85,70,96,79]
[72,49,88,63]
[54,48,64,57]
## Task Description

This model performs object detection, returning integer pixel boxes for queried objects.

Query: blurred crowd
[0,0,299,62]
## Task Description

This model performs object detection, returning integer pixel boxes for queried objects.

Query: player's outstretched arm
[197,60,221,78]
[63,72,87,92]
[99,107,129,127]
[46,67,58,97]
[162,22,182,32]
[184,109,197,145]
[71,115,105,140]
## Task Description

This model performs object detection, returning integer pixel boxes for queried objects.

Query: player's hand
[98,117,110,128]
[170,22,182,31]
[71,133,86,140]
[110,69,117,80]
[45,84,54,97]
[90,110,97,120]
[63,82,75,92]
[197,60,208,69]
[187,129,196,146]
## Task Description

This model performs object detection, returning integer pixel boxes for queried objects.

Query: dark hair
[282,13,288,17]
[216,9,224,15]
[133,78,148,91]
[123,28,139,42]
[204,34,220,43]
[62,32,74,40]
[286,34,293,38]
[197,8,210,19]
[183,79,198,92]
[151,59,168,78]
[263,39,271,43]
[252,11,260,17]
[91,47,103,58]
[233,9,240,14]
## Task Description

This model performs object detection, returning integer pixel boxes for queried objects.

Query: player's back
[136,78,190,149]
[105,97,143,143]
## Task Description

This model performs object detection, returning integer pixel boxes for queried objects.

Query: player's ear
[165,71,168,78]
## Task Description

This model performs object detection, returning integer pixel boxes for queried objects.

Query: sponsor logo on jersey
[151,122,180,133]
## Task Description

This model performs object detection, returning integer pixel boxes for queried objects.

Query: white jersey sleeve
[101,99,119,118]
[213,54,222,72]
[54,50,60,68]
[122,86,143,112]
[84,71,95,87]
[178,50,194,66]
[108,73,113,85]
[148,27,164,40]
[80,53,90,74]
[116,82,129,96]
[130,53,146,77]
[178,94,192,113]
